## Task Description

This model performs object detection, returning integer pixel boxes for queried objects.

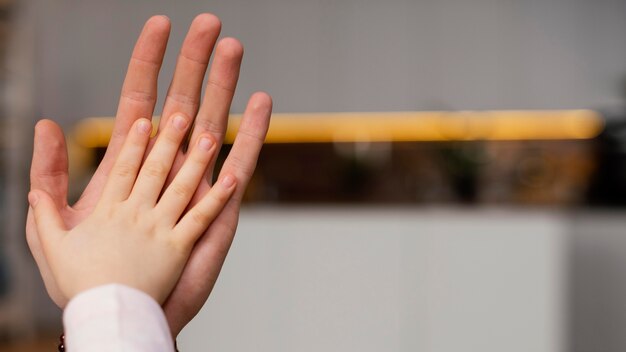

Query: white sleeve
[63,284,175,352]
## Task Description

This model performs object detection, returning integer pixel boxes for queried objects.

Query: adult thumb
[28,190,65,247]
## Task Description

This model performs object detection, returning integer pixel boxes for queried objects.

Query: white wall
[569,212,626,352]
[179,208,567,352]
[31,0,626,127]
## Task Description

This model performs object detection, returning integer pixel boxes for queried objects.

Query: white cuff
[63,284,175,352]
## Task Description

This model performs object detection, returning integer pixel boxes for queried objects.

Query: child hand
[28,114,236,303]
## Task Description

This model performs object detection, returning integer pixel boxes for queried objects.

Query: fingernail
[221,175,236,188]
[137,120,152,134]
[199,137,213,151]
[173,115,188,131]
[28,192,39,206]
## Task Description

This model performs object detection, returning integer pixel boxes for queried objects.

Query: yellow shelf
[74,110,604,148]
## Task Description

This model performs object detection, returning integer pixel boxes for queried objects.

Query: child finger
[99,118,152,203]
[155,135,216,225]
[130,113,190,205]
[173,175,236,247]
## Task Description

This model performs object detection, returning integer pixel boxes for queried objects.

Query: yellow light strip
[73,110,604,148]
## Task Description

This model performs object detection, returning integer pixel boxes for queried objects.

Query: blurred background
[1,0,626,351]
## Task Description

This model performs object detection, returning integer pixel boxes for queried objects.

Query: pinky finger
[174,175,237,246]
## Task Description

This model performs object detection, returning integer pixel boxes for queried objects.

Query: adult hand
[26,14,272,336]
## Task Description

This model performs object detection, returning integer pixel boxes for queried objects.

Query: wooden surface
[0,336,59,352]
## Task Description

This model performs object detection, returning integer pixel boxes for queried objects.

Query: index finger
[81,16,170,203]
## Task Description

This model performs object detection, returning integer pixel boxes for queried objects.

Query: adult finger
[162,93,271,335]
[188,37,243,176]
[79,15,170,206]
[27,120,70,308]
[30,119,69,209]
[159,13,221,131]
[212,92,272,202]
[185,92,271,269]
[28,190,65,248]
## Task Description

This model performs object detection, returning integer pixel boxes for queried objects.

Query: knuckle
[113,162,135,178]
[237,126,266,143]
[121,88,157,103]
[169,236,190,254]
[228,154,256,178]
[190,209,208,227]
[143,162,168,179]
[166,92,199,107]
[207,79,235,93]
[169,182,192,199]
[194,117,223,136]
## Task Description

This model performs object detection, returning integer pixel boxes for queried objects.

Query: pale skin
[29,116,237,304]
[26,14,272,336]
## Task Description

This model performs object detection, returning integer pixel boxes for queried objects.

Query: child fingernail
[138,120,152,134]
[199,137,213,151]
[221,175,236,188]
[173,115,188,131]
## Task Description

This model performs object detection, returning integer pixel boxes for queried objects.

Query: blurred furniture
[71,110,603,206]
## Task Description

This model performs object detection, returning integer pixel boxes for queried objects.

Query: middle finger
[158,13,222,134]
